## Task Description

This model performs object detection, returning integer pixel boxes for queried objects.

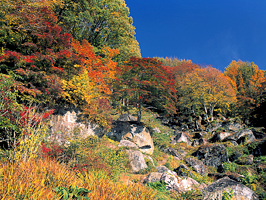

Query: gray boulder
[108,121,154,155]
[224,129,256,144]
[143,172,163,184]
[160,147,183,160]
[126,150,147,172]
[160,172,200,192]
[210,132,231,142]
[117,114,137,121]
[118,140,138,149]
[171,132,192,146]
[185,157,208,176]
[193,144,229,168]
[203,177,259,200]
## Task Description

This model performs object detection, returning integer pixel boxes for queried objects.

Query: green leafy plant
[53,186,90,200]
[222,189,234,200]
[147,181,167,192]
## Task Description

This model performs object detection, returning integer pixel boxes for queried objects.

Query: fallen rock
[203,177,259,200]
[194,131,208,139]
[210,132,231,142]
[225,129,256,144]
[171,132,192,146]
[143,172,163,184]
[118,140,138,149]
[160,147,183,160]
[249,137,266,157]
[117,114,137,121]
[108,121,154,155]
[160,172,200,192]
[185,157,208,176]
[193,144,229,168]
[126,150,147,172]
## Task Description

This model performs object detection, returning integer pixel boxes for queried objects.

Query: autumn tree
[62,39,119,127]
[54,0,141,63]
[179,67,236,122]
[116,57,177,123]
[224,60,266,122]
[0,0,76,106]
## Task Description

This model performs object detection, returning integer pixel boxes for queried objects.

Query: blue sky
[125,0,266,71]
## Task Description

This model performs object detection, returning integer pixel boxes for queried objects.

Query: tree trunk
[137,103,141,124]
[203,103,209,123]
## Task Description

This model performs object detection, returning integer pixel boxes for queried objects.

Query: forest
[1,0,266,199]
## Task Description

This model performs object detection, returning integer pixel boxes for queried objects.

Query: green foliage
[55,0,141,63]
[54,185,90,200]
[222,189,234,200]
[223,162,238,173]
[147,181,167,192]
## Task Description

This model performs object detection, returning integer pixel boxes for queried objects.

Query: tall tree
[179,67,236,122]
[224,60,266,122]
[0,0,76,106]
[55,0,141,63]
[116,57,177,123]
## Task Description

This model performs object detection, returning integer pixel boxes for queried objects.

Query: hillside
[1,0,266,199]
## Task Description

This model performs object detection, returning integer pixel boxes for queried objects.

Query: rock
[160,147,183,160]
[210,132,231,142]
[193,144,229,168]
[156,166,177,177]
[225,129,256,144]
[173,164,192,177]
[206,122,222,133]
[156,166,171,173]
[176,177,200,192]
[251,127,266,139]
[249,137,266,157]
[160,172,179,191]
[126,150,147,172]
[108,121,154,155]
[160,172,200,192]
[118,140,138,149]
[192,138,208,147]
[171,132,192,146]
[222,121,244,132]
[143,172,163,184]
[235,154,254,165]
[49,109,103,145]
[194,131,208,139]
[203,177,259,200]
[185,157,208,176]
[117,114,137,122]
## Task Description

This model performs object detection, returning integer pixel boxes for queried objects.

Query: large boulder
[185,157,208,176]
[108,121,154,155]
[143,172,163,184]
[203,177,259,200]
[117,114,137,122]
[160,172,200,192]
[224,129,256,144]
[171,132,192,146]
[193,144,229,168]
[126,150,147,172]
[210,132,231,142]
[49,109,103,145]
